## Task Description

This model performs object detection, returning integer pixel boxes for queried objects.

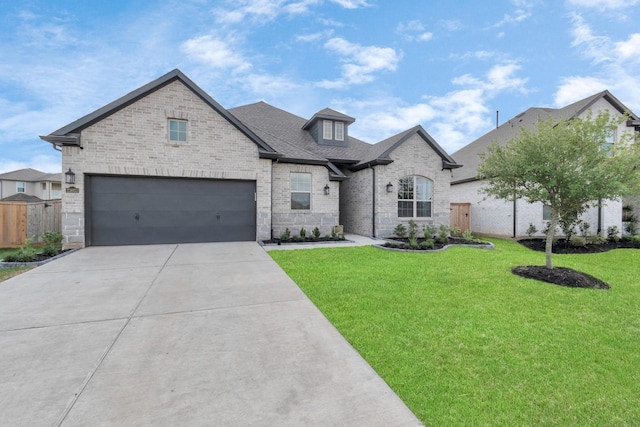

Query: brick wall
[451,180,623,238]
[375,134,452,237]
[61,80,272,248]
[340,133,453,238]
[271,163,339,238]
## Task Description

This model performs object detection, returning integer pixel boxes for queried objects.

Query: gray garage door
[88,175,256,246]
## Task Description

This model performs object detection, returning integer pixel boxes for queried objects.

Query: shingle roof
[230,102,460,171]
[1,193,44,202]
[0,168,61,182]
[229,101,371,164]
[451,90,639,184]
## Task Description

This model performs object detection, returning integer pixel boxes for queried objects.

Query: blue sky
[1,0,639,173]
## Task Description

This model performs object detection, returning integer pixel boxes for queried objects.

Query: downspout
[372,166,376,238]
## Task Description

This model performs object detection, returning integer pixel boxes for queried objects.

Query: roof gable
[0,168,60,182]
[40,69,278,156]
[351,125,461,171]
[451,90,639,184]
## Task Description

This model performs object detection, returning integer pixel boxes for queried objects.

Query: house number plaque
[66,186,80,193]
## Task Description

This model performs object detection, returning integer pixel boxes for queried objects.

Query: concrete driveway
[0,242,421,426]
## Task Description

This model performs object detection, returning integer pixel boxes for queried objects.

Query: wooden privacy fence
[0,200,61,247]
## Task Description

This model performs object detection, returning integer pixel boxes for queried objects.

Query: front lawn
[0,267,32,282]
[269,239,640,426]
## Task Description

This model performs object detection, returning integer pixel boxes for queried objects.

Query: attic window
[335,122,344,141]
[169,119,187,142]
[323,120,333,140]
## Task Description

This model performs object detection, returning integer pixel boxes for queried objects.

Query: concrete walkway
[0,242,421,426]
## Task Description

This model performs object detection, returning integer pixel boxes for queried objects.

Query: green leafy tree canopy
[478,110,640,268]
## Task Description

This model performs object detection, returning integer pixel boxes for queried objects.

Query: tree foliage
[478,110,640,268]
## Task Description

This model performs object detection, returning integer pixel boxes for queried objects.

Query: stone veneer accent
[61,80,272,248]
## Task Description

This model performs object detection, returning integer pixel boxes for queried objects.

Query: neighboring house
[41,69,460,248]
[450,91,640,238]
[0,168,62,201]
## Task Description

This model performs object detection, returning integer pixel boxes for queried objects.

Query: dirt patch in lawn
[512,265,610,290]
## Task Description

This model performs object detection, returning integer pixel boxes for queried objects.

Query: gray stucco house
[41,69,460,248]
[450,90,640,238]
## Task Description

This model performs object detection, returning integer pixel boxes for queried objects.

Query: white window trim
[16,181,26,193]
[290,172,312,210]
[335,122,344,141]
[398,176,433,218]
[323,120,333,140]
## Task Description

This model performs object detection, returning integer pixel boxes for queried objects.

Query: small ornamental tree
[478,111,640,269]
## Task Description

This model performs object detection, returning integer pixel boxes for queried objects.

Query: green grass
[0,247,18,261]
[0,266,32,282]
[269,239,640,426]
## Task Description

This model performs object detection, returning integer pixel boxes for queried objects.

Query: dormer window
[323,120,333,140]
[303,108,355,147]
[335,122,344,141]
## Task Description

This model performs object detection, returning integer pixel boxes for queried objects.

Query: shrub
[407,220,418,243]
[526,223,537,237]
[607,226,620,242]
[41,230,63,257]
[420,239,435,250]
[449,226,461,238]
[569,236,587,247]
[281,228,291,241]
[579,221,590,238]
[312,227,321,239]
[423,225,436,240]
[436,225,449,244]
[299,227,306,239]
[624,214,638,236]
[3,237,37,262]
[394,223,407,239]
[462,229,473,241]
[587,234,607,245]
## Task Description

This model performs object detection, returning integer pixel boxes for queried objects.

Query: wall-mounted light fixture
[65,168,76,185]
[386,181,393,193]
[324,184,330,195]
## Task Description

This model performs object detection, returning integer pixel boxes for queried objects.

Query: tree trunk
[545,209,560,269]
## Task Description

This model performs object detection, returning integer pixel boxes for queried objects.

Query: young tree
[478,111,640,268]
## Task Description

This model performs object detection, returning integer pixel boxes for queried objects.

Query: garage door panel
[89,176,256,245]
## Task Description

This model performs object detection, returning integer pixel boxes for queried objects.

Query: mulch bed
[514,238,640,289]
[512,265,610,290]
[383,237,492,251]
[518,238,640,254]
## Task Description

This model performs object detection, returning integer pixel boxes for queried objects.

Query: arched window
[398,176,432,218]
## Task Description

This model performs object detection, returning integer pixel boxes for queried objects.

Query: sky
[1,0,639,173]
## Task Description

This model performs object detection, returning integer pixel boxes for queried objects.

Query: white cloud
[565,0,639,9]
[615,33,640,63]
[0,154,61,175]
[553,76,609,106]
[213,0,364,24]
[181,35,252,73]
[329,0,370,8]
[342,62,528,153]
[491,0,533,28]
[396,20,433,42]
[317,38,401,88]
[556,14,640,111]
